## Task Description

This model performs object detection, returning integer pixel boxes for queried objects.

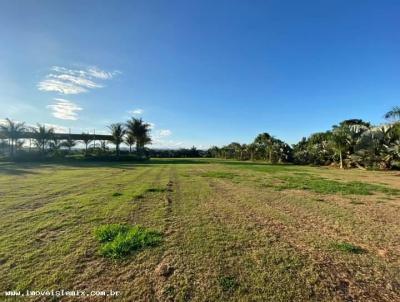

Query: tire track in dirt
[152,165,179,302]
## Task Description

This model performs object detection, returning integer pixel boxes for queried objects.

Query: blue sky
[1,0,399,148]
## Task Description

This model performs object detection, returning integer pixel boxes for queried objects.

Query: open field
[1,158,400,301]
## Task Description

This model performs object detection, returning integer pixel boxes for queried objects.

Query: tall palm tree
[0,118,26,157]
[247,143,257,161]
[331,125,350,169]
[254,132,274,162]
[125,133,135,153]
[125,118,152,152]
[32,124,54,153]
[108,123,126,156]
[384,106,400,122]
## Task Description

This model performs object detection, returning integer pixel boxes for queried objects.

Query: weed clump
[331,242,365,254]
[146,187,166,193]
[94,224,162,258]
[219,276,238,292]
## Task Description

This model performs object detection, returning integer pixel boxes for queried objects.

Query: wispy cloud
[151,128,183,148]
[158,129,172,137]
[38,66,119,95]
[47,99,83,120]
[128,108,144,115]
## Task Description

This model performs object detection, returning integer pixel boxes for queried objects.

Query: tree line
[207,107,400,169]
[0,117,152,159]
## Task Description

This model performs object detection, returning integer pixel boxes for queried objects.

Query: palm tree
[384,106,400,122]
[247,143,257,161]
[81,133,93,154]
[125,118,152,153]
[108,123,126,156]
[0,118,26,157]
[331,125,350,169]
[254,133,274,162]
[125,133,135,153]
[32,124,54,153]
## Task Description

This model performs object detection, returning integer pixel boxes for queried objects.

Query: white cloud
[151,139,184,149]
[47,99,83,120]
[38,66,119,95]
[87,67,120,79]
[158,129,172,137]
[38,79,88,94]
[151,128,182,148]
[128,108,144,115]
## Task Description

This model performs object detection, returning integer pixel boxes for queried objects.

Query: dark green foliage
[331,242,366,254]
[112,192,123,197]
[219,276,238,292]
[95,224,130,243]
[146,187,166,193]
[276,175,399,195]
[94,224,162,258]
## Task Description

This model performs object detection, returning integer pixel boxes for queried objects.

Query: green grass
[219,276,238,292]
[95,224,162,259]
[331,242,366,254]
[202,171,237,179]
[276,175,399,195]
[0,158,399,301]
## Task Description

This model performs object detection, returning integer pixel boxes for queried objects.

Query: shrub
[94,224,162,258]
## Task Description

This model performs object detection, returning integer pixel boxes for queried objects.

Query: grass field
[1,158,400,301]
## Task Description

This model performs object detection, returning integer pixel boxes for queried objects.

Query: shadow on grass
[0,158,307,176]
[0,158,215,174]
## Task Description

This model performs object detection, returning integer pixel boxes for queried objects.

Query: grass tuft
[94,224,162,258]
[219,276,238,292]
[331,242,366,254]
[146,187,166,193]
